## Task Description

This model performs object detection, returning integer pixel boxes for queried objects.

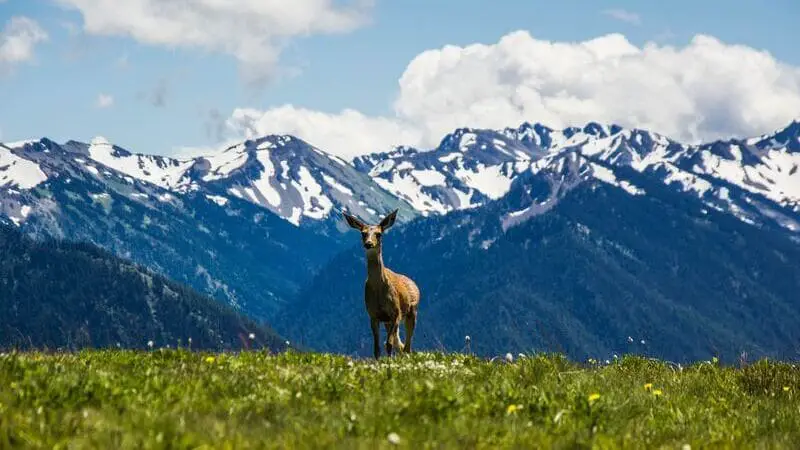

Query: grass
[1,350,799,449]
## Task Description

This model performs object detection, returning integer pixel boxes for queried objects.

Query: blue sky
[1,0,799,158]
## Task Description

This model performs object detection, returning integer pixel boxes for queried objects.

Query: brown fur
[343,209,420,359]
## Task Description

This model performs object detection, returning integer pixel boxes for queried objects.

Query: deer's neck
[365,248,386,284]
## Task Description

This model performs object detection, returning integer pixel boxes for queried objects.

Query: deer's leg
[386,320,403,356]
[383,323,392,356]
[404,307,417,354]
[371,318,381,359]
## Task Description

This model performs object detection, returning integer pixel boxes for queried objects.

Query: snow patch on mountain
[251,150,281,207]
[0,145,48,189]
[589,162,645,196]
[460,163,521,200]
[201,148,249,182]
[205,194,229,206]
[691,146,800,209]
[87,136,193,189]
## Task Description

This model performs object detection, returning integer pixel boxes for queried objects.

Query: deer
[343,209,420,359]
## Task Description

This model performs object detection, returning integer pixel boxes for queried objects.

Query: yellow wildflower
[588,393,601,405]
[205,356,216,364]
[644,383,653,391]
[506,404,522,415]
[783,386,790,392]
[652,389,663,397]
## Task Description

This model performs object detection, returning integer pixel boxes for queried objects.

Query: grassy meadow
[1,349,799,449]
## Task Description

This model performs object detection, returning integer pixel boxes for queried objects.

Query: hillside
[0,224,284,351]
[1,351,799,448]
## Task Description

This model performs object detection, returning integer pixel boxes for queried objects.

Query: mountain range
[1,119,799,361]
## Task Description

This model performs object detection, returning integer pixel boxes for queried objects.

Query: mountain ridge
[3,119,798,238]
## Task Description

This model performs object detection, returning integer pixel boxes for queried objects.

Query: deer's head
[343,209,398,252]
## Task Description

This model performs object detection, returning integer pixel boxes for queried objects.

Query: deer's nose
[364,241,375,249]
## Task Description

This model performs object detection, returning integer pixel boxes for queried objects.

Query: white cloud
[0,17,48,71]
[228,105,423,160]
[95,93,114,108]
[219,31,800,160]
[54,0,373,85]
[602,9,641,26]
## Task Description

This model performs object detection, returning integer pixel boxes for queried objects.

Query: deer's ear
[343,212,365,230]
[379,209,398,231]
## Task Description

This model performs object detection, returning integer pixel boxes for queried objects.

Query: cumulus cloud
[54,0,373,85]
[95,93,114,108]
[602,9,641,25]
[222,31,800,159]
[0,17,48,72]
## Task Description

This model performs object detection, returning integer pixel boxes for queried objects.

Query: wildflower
[506,404,522,415]
[783,386,790,392]
[285,340,290,347]
[147,340,154,349]
[627,336,633,343]
[248,333,255,340]
[640,339,646,345]
[387,432,401,445]
[652,389,663,397]
[205,356,215,364]
[587,393,601,405]
[465,335,471,342]
[681,445,691,450]
[644,383,653,391]
[505,353,514,363]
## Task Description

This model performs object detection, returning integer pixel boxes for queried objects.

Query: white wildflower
[387,432,401,445]
[505,353,514,363]
[248,333,255,340]
[147,340,154,349]
[627,336,634,343]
